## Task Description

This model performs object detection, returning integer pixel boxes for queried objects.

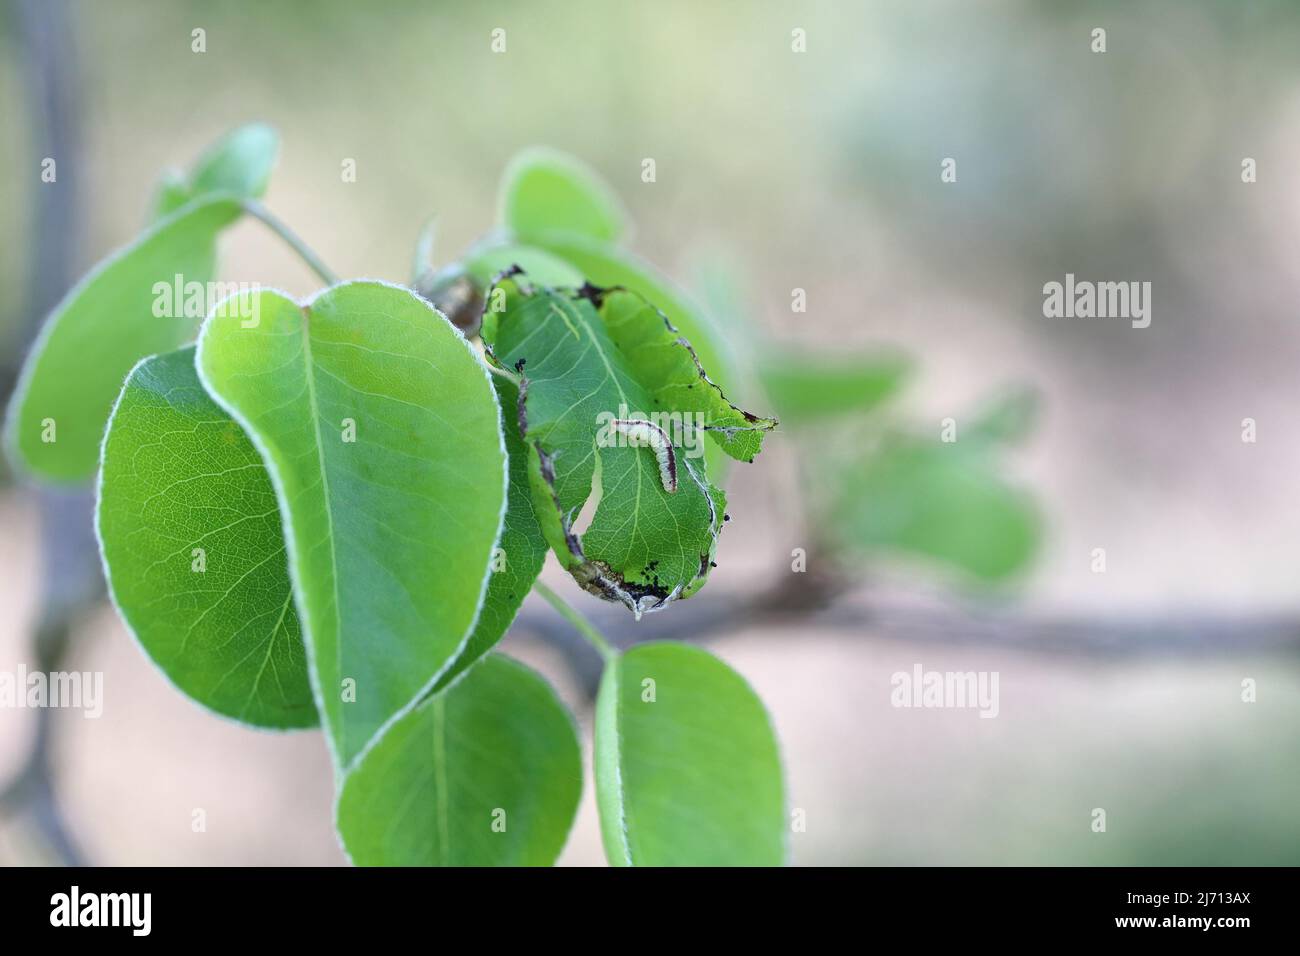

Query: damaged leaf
[481,273,774,617]
[487,147,747,480]
[599,286,776,462]
[524,236,741,478]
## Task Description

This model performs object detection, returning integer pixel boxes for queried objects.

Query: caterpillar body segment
[611,418,678,493]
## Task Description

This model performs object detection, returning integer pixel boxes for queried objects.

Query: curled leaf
[481,273,775,616]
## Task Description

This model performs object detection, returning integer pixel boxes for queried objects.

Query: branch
[0,0,94,867]
[514,569,1300,700]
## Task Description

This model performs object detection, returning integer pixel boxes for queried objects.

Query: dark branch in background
[1,0,79,400]
[0,593,88,864]
[0,0,93,866]
[516,562,1300,700]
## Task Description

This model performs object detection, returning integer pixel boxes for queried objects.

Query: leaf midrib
[563,296,630,408]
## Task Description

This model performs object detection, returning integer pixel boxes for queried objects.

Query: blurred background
[2,0,1299,865]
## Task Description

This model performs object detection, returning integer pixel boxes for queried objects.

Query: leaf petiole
[532,579,616,661]
[485,362,521,387]
[242,199,339,286]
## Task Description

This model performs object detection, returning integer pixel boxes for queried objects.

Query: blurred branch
[0,601,86,865]
[0,0,81,403]
[0,0,94,867]
[518,565,1300,700]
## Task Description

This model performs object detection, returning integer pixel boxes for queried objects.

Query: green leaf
[483,276,774,615]
[413,244,584,342]
[196,281,507,768]
[464,243,584,289]
[831,434,1041,583]
[595,642,785,866]
[189,123,279,200]
[5,197,242,482]
[525,236,741,478]
[151,168,192,220]
[758,349,912,424]
[337,653,581,866]
[434,378,548,690]
[600,287,776,462]
[152,124,280,219]
[499,148,625,244]
[97,348,314,728]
